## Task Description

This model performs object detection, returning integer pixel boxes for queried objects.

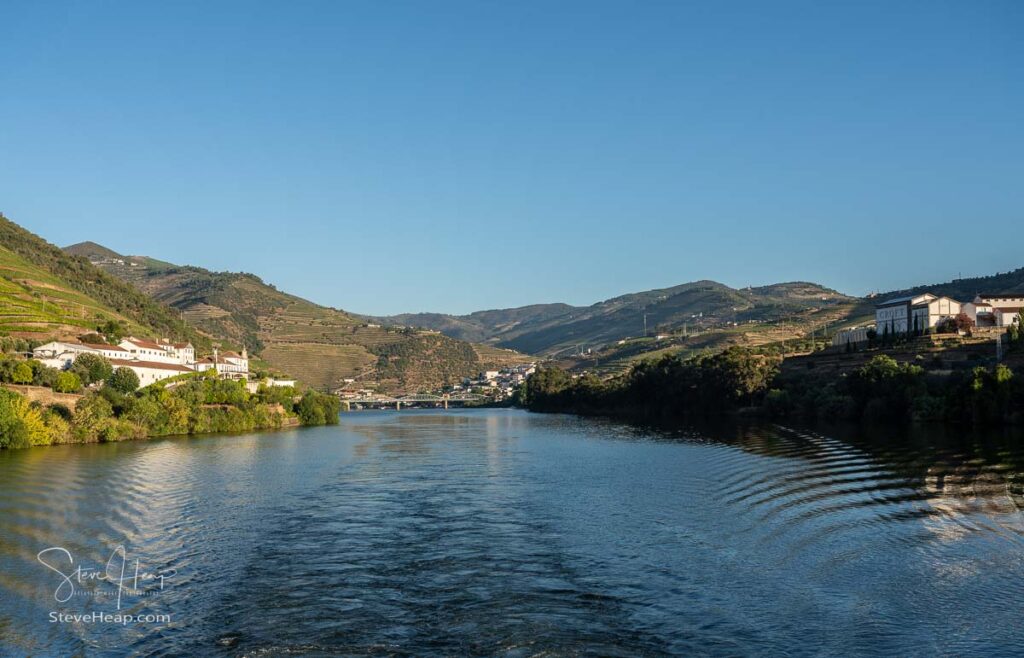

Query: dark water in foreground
[3,411,1024,656]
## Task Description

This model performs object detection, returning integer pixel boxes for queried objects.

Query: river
[2,409,1023,656]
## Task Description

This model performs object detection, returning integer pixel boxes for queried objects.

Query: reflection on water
[2,411,1024,656]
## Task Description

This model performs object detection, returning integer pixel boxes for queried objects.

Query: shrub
[0,389,50,448]
[53,372,83,393]
[11,362,33,384]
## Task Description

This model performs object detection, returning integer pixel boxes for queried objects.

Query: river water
[2,410,1024,656]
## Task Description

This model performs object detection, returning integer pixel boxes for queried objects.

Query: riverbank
[0,375,339,450]
[521,346,1024,426]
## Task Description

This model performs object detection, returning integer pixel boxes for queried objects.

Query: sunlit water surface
[2,410,1024,656]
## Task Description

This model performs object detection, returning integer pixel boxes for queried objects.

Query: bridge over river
[342,393,486,410]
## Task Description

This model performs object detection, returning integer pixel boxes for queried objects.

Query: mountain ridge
[376,279,855,356]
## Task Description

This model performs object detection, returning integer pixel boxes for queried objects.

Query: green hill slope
[380,280,856,356]
[0,215,206,347]
[72,243,531,392]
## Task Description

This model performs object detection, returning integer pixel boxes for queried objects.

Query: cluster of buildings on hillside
[834,293,1024,346]
[453,364,536,400]
[32,338,250,387]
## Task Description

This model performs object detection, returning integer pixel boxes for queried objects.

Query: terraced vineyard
[0,230,163,340]
[558,298,874,376]
[0,216,208,349]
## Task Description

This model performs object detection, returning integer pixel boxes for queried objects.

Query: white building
[245,378,297,394]
[831,327,873,347]
[875,293,961,335]
[31,341,195,389]
[117,337,195,366]
[109,358,193,387]
[32,341,131,370]
[971,294,1024,327]
[195,348,249,379]
[962,300,993,325]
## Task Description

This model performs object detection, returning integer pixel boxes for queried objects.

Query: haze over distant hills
[64,239,528,392]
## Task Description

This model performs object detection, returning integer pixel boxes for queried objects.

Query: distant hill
[876,268,1024,303]
[378,280,857,356]
[0,214,208,347]
[73,243,531,392]
[64,241,124,261]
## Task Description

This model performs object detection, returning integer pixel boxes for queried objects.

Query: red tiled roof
[79,342,128,352]
[124,338,165,350]
[109,359,193,373]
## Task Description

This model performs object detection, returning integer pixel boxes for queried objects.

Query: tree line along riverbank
[519,329,1024,426]
[0,347,340,449]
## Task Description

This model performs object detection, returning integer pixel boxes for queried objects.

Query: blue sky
[1,1,1021,315]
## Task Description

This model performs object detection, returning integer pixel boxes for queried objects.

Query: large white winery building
[874,293,961,335]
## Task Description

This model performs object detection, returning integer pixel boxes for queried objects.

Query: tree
[296,391,326,425]
[71,353,113,385]
[53,372,83,394]
[107,367,140,394]
[11,362,33,384]
[99,319,126,342]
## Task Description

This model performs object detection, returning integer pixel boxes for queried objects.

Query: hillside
[70,243,531,392]
[0,215,207,347]
[380,280,858,356]
[875,268,1024,303]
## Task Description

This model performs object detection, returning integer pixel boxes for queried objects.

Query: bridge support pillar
[443,399,448,410]
[396,400,401,411]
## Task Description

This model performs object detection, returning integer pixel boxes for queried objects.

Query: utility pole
[643,312,648,338]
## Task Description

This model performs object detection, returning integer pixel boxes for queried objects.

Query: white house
[875,293,961,335]
[118,337,180,364]
[962,300,993,325]
[162,340,195,365]
[195,348,249,380]
[972,294,1024,327]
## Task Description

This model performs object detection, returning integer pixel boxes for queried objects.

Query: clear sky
[1,1,1021,315]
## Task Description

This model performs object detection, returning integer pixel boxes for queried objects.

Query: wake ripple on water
[3,413,1024,656]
